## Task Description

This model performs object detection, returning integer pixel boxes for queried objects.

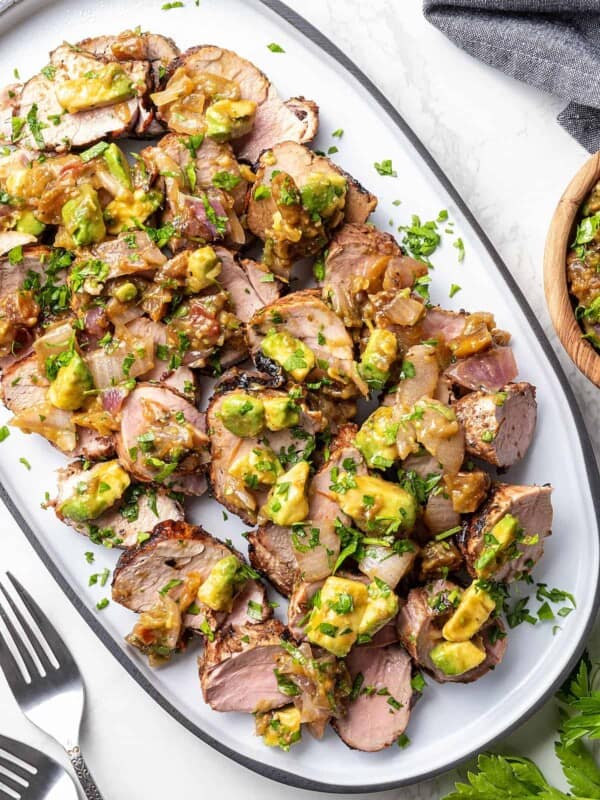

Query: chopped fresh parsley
[159,579,183,596]
[374,159,397,177]
[80,141,109,162]
[267,42,285,53]
[212,170,241,191]
[453,237,465,262]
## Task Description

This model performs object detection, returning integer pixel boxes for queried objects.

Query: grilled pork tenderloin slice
[397,580,507,684]
[203,249,282,368]
[112,519,270,631]
[90,231,166,279]
[246,142,376,277]
[333,644,414,751]
[247,290,367,399]
[116,383,209,495]
[322,224,427,328]
[207,373,324,525]
[164,46,318,162]
[147,134,248,249]
[454,382,537,468]
[53,461,184,548]
[459,483,553,583]
[1,353,114,458]
[15,43,151,151]
[77,30,179,88]
[200,619,290,713]
[157,133,248,216]
[445,347,518,393]
[248,523,299,597]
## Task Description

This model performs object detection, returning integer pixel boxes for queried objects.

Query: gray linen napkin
[423,0,600,152]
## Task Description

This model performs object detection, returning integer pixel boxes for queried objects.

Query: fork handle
[67,745,104,800]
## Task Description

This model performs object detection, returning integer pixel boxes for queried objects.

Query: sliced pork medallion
[454,382,537,468]
[207,374,324,525]
[247,290,367,399]
[459,482,553,583]
[77,30,180,89]
[205,249,282,367]
[112,519,269,631]
[218,253,282,324]
[248,523,299,597]
[322,224,427,328]
[113,520,270,664]
[445,346,518,393]
[116,383,209,494]
[0,246,59,363]
[52,460,184,548]
[112,520,230,610]
[11,44,153,151]
[90,231,166,279]
[200,619,290,713]
[333,645,414,751]
[143,134,248,250]
[159,46,318,161]
[397,580,507,683]
[246,142,376,277]
[2,353,76,453]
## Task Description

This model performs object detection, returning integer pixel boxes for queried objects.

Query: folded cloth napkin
[423,0,600,152]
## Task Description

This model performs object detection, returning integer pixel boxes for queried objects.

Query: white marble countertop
[1,1,599,798]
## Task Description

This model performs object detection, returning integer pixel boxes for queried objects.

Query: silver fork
[0,573,104,799]
[0,734,78,800]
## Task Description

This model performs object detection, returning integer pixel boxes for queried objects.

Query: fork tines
[0,573,65,696]
[0,735,34,798]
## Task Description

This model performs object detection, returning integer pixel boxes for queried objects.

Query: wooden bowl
[544,151,600,388]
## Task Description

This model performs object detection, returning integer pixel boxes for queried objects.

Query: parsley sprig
[441,653,600,800]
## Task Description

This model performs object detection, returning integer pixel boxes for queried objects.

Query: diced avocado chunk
[59,460,130,522]
[113,281,138,303]
[358,328,397,391]
[205,99,257,142]
[261,330,316,382]
[354,406,399,470]
[475,513,520,578]
[55,62,134,114]
[61,184,106,247]
[186,246,222,293]
[47,351,94,411]
[299,171,347,220]
[102,143,132,190]
[263,396,300,431]
[429,640,486,676]
[196,554,242,612]
[103,188,162,234]
[228,445,282,488]
[306,576,368,657]
[442,582,496,642]
[359,578,399,637]
[262,461,310,526]
[258,706,302,751]
[219,392,265,438]
[335,474,417,536]
[15,211,45,236]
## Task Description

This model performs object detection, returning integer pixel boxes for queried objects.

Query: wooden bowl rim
[544,150,600,388]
